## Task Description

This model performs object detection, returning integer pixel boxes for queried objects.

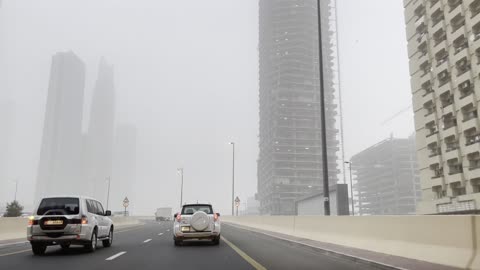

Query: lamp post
[316,0,330,215]
[11,179,18,202]
[344,162,354,215]
[177,168,184,209]
[230,142,235,216]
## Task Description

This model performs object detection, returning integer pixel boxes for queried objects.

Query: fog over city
[0,0,412,215]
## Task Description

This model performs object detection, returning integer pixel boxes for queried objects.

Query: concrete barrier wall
[0,216,141,241]
[222,215,480,269]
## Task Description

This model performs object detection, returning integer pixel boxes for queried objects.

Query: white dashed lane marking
[106,252,127,261]
[143,239,152,243]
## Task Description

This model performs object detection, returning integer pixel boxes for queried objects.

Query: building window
[416,22,428,43]
[459,80,473,99]
[428,142,441,157]
[424,100,436,116]
[440,91,453,108]
[472,178,480,193]
[445,135,459,152]
[430,0,440,7]
[448,0,462,11]
[468,152,480,170]
[442,113,457,130]
[453,35,469,55]
[433,186,446,199]
[438,70,450,86]
[430,163,444,178]
[462,104,478,122]
[448,158,463,175]
[435,49,448,66]
[470,0,480,18]
[451,14,466,33]
[420,61,432,77]
[415,4,426,20]
[422,81,434,96]
[426,121,438,137]
[465,128,480,145]
[456,57,471,76]
[452,184,467,196]
[418,42,428,58]
[431,8,445,27]
[433,28,447,46]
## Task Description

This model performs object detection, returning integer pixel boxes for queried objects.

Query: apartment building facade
[405,0,480,214]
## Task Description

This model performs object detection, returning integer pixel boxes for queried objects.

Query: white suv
[28,196,114,255]
[173,204,221,246]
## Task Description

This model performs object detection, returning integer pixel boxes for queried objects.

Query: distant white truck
[155,207,172,221]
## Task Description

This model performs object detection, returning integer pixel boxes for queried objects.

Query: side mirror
[174,213,178,219]
[216,213,221,217]
[105,210,112,216]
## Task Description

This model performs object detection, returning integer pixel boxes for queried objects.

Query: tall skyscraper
[351,136,421,215]
[257,0,339,215]
[111,124,137,213]
[84,58,116,202]
[405,0,480,214]
[35,51,86,202]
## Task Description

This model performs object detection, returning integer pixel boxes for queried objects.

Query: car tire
[174,238,182,246]
[60,243,71,250]
[85,230,97,252]
[31,243,47,255]
[212,236,220,245]
[102,228,113,248]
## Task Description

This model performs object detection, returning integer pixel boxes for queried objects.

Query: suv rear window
[37,198,80,215]
[181,205,213,215]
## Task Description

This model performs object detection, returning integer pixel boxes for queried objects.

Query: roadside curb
[223,222,457,270]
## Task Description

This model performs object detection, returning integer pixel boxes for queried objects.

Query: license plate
[181,226,190,232]
[45,220,63,225]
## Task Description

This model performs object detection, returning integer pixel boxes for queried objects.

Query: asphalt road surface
[0,220,372,270]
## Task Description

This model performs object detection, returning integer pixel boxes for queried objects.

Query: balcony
[429,152,442,165]
[425,111,437,123]
[422,90,435,104]
[434,58,449,74]
[444,148,461,161]
[455,69,472,84]
[453,47,469,63]
[441,123,457,138]
[464,141,480,155]
[459,93,475,109]
[446,2,464,22]
[428,0,442,14]
[468,166,480,180]
[461,117,479,132]
[431,176,444,187]
[426,130,440,144]
[446,171,464,184]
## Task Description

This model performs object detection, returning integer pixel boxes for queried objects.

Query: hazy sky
[0,0,413,214]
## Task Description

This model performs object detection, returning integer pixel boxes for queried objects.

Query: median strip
[222,236,267,270]
[106,251,127,261]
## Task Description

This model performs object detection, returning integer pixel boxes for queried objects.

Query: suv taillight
[176,213,181,222]
[81,216,88,224]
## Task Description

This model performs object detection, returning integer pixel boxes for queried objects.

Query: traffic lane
[221,223,372,270]
[106,221,255,270]
[0,222,153,270]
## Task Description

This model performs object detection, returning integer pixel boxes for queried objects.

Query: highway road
[0,220,371,270]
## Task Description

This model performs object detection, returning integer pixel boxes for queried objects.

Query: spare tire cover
[190,211,209,231]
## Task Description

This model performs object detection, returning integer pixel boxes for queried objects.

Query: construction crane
[380,105,413,126]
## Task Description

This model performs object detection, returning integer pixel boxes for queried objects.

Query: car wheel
[103,228,113,248]
[85,230,97,252]
[60,243,71,250]
[32,243,47,255]
[212,236,220,245]
[174,238,182,246]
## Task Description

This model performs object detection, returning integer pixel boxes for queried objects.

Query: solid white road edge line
[106,251,127,261]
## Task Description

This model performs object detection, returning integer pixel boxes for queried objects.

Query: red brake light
[214,213,218,222]
[176,213,181,222]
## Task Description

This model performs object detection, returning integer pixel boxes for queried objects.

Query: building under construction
[351,136,421,215]
[257,0,339,215]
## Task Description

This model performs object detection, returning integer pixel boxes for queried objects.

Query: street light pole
[106,177,111,210]
[230,142,235,216]
[316,0,330,215]
[12,179,18,202]
[177,168,184,209]
[344,162,354,216]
